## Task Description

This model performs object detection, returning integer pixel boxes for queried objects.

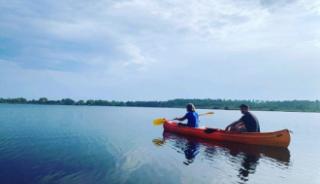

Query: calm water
[0,104,319,184]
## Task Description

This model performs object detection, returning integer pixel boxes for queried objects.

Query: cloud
[121,43,156,71]
[300,0,320,14]
[112,0,270,40]
[0,0,320,100]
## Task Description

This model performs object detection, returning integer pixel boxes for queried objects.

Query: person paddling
[174,103,199,128]
[225,104,260,132]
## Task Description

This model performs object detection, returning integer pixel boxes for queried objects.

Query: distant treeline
[1,97,320,112]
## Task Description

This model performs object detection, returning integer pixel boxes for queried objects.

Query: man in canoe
[225,104,260,132]
[174,103,199,128]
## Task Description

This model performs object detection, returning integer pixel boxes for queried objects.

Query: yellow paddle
[153,112,214,126]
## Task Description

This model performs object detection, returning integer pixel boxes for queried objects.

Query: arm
[225,120,244,131]
[174,114,187,121]
[225,120,239,130]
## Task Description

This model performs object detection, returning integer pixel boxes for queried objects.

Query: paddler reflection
[153,132,290,182]
[152,132,200,165]
[182,139,200,165]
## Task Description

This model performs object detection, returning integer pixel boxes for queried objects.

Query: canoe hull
[163,121,290,148]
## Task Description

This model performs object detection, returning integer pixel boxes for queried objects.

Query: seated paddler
[174,103,199,128]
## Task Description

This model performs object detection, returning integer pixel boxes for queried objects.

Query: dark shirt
[240,112,260,132]
[180,112,199,128]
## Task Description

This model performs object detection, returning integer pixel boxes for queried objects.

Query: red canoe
[163,120,291,148]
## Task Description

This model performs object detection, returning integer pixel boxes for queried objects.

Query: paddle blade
[153,118,166,126]
[152,138,165,146]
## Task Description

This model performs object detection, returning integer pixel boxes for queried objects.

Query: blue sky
[0,0,320,101]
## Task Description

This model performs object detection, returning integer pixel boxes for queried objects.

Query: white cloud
[0,0,320,100]
[112,0,271,40]
[299,0,320,14]
[121,43,156,71]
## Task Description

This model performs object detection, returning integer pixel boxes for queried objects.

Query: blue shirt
[185,112,199,128]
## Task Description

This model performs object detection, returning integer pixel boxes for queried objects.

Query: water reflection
[182,141,200,165]
[237,153,259,183]
[153,131,290,183]
[153,133,200,165]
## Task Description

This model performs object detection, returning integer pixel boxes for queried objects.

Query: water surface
[0,104,319,184]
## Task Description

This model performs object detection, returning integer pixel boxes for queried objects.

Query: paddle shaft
[199,112,214,116]
[153,112,214,126]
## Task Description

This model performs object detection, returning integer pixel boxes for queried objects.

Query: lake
[0,104,319,184]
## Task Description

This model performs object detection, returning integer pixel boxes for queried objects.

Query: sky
[0,0,320,101]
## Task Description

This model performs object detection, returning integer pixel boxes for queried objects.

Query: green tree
[38,97,48,104]
[60,98,75,105]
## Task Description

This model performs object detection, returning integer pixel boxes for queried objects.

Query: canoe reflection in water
[152,131,290,182]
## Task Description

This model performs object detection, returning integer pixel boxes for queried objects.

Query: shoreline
[1,102,319,113]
